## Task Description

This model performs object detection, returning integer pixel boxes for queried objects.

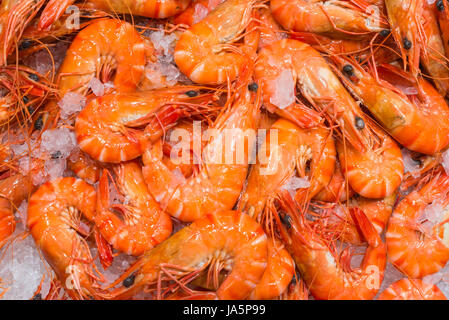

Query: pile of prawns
[0,0,449,300]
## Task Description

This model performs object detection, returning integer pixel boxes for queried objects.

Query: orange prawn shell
[27,177,100,299]
[174,0,254,84]
[378,278,447,300]
[95,161,172,256]
[386,173,449,278]
[58,18,146,93]
[111,210,268,300]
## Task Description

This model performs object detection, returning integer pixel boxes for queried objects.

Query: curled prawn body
[142,86,259,222]
[95,161,172,256]
[337,123,404,199]
[255,39,370,152]
[378,278,447,300]
[58,18,146,94]
[238,119,335,220]
[275,192,387,300]
[386,172,449,279]
[270,0,386,38]
[75,88,207,163]
[174,0,256,84]
[334,59,449,155]
[109,210,268,300]
[27,177,103,300]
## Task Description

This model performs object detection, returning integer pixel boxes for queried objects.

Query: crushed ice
[442,149,449,176]
[269,70,296,109]
[58,92,87,119]
[0,223,51,300]
[401,148,420,177]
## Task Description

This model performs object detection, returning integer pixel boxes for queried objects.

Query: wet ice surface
[58,92,86,119]
[144,29,190,88]
[401,148,420,176]
[0,222,52,300]
[442,149,449,176]
[10,128,78,186]
[269,70,296,109]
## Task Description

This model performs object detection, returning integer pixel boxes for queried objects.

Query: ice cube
[269,70,296,110]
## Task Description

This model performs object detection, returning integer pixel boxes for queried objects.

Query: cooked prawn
[142,85,259,222]
[174,0,257,84]
[58,18,146,94]
[27,177,103,300]
[336,121,404,199]
[274,191,387,300]
[94,161,172,256]
[386,171,449,278]
[107,210,268,300]
[75,87,211,163]
[333,58,449,155]
[270,0,386,38]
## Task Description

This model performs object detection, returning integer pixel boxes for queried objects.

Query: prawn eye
[403,37,412,50]
[23,96,29,105]
[34,115,43,131]
[51,151,62,159]
[355,116,365,130]
[436,0,444,11]
[29,73,39,82]
[19,39,33,50]
[379,29,390,37]
[185,90,199,97]
[123,274,136,287]
[342,65,354,77]
[27,105,35,115]
[248,82,258,92]
[32,293,42,300]
[281,214,292,230]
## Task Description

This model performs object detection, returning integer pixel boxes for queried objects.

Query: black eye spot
[281,214,292,229]
[34,115,43,131]
[248,82,258,92]
[32,293,42,300]
[27,105,34,115]
[342,65,354,77]
[437,0,444,11]
[19,40,33,50]
[185,90,198,97]
[29,73,39,82]
[379,29,390,37]
[403,37,412,50]
[123,274,136,288]
[355,116,365,130]
[51,151,62,159]
[23,96,29,105]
